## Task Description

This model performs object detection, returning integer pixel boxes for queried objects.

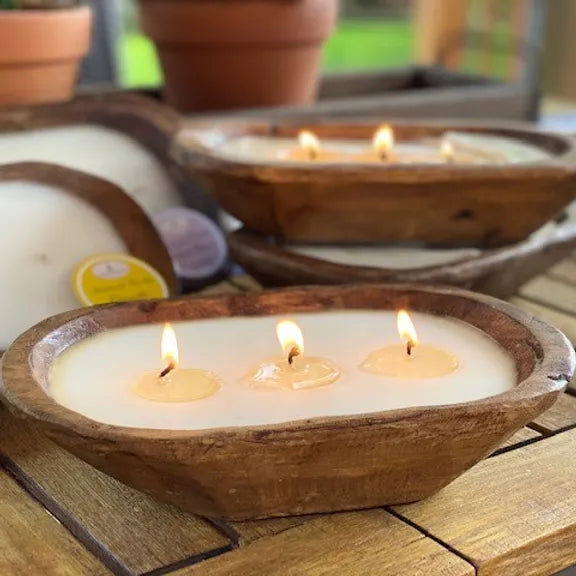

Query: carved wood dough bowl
[0,93,181,176]
[228,219,576,299]
[173,119,576,246]
[1,285,573,520]
[0,161,178,355]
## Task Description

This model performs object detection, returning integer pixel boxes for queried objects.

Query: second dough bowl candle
[1,285,573,520]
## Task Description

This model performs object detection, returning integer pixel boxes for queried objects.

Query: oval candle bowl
[173,119,576,247]
[0,162,178,355]
[228,218,576,299]
[0,93,180,172]
[1,285,574,520]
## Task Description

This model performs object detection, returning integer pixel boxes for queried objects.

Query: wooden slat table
[3,256,576,576]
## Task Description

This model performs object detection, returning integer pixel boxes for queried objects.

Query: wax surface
[133,369,222,402]
[50,311,517,430]
[0,125,181,215]
[242,356,342,390]
[0,182,127,350]
[214,133,551,165]
[361,344,459,379]
[288,245,481,270]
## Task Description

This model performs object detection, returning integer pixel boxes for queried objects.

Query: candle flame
[397,310,418,356]
[276,320,304,364]
[373,125,394,160]
[298,130,321,161]
[161,322,179,369]
[441,140,455,163]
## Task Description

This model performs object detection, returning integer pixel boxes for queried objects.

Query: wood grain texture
[498,426,541,450]
[228,223,576,299]
[549,257,576,283]
[530,392,576,434]
[232,516,311,544]
[511,296,576,344]
[0,468,109,576]
[394,428,576,576]
[175,118,576,246]
[520,276,576,314]
[0,162,178,300]
[1,284,573,520]
[175,511,474,576]
[0,413,231,574]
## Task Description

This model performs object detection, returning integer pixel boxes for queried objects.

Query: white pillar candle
[0,126,182,215]
[0,181,127,350]
[49,310,516,430]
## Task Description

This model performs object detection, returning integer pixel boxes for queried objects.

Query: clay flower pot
[138,0,338,112]
[0,5,92,108]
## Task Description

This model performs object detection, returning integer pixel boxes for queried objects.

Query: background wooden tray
[229,218,576,299]
[175,119,576,246]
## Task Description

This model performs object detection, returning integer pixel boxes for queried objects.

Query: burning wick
[159,323,179,378]
[159,361,175,378]
[373,125,394,162]
[298,131,321,161]
[441,140,455,164]
[397,309,418,357]
[288,346,301,366]
[277,320,304,367]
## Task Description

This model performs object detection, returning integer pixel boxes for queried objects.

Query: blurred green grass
[119,19,414,87]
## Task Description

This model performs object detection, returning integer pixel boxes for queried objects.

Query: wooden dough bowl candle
[173,118,576,247]
[0,162,177,355]
[228,217,576,299]
[0,93,187,216]
[1,285,573,520]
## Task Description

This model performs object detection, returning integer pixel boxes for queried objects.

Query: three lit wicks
[297,125,455,163]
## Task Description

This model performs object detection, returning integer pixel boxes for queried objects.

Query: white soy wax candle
[0,181,127,350]
[49,310,516,430]
[211,128,551,166]
[288,245,481,270]
[0,125,182,215]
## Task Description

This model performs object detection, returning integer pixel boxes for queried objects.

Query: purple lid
[153,208,227,280]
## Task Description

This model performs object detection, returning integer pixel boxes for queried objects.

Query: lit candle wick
[441,140,455,164]
[159,322,179,379]
[406,339,415,357]
[373,125,394,163]
[298,131,321,161]
[288,345,301,366]
[397,309,418,358]
[159,360,176,378]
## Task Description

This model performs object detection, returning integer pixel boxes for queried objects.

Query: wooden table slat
[497,427,542,451]
[176,511,475,576]
[0,469,110,575]
[0,414,231,575]
[510,297,576,345]
[530,393,576,434]
[519,276,576,316]
[393,428,576,576]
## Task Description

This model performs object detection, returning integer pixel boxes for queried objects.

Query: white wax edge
[444,131,552,163]
[0,125,182,215]
[50,311,517,430]
[288,245,481,270]
[212,134,551,165]
[0,181,127,350]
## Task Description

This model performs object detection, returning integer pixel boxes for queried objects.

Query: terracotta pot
[138,0,338,112]
[0,6,91,108]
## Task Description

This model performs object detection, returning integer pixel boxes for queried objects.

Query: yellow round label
[73,253,169,306]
